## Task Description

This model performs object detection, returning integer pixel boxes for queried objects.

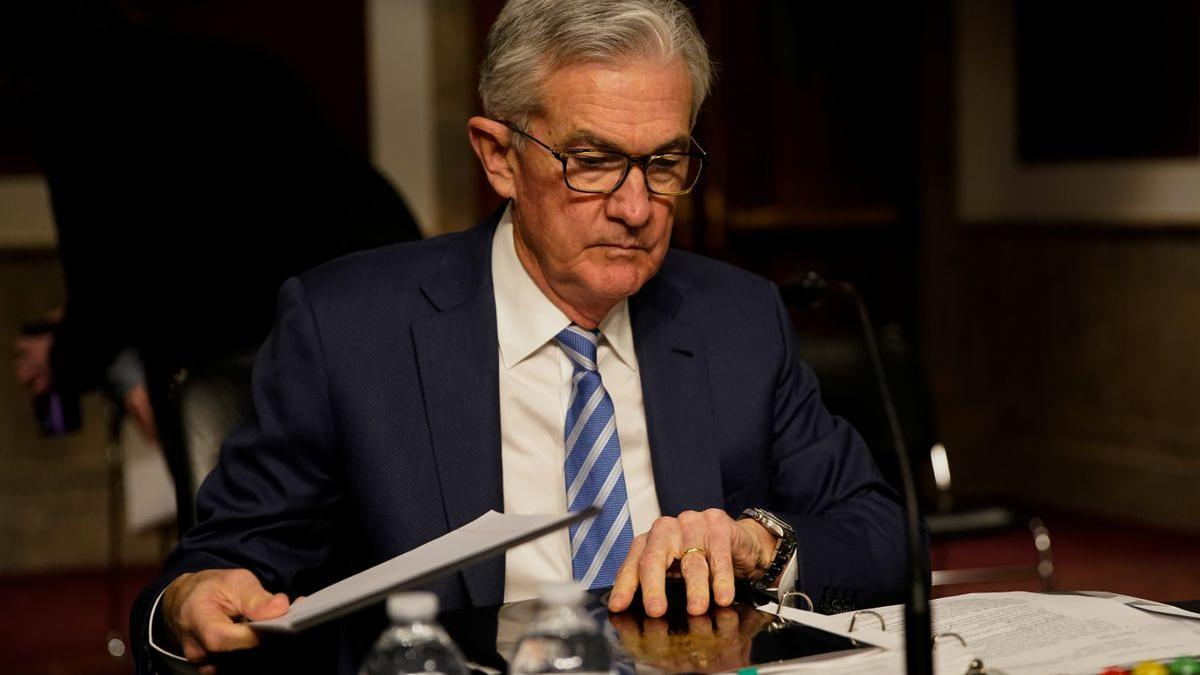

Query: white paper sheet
[829,592,1200,674]
[121,421,176,532]
[252,509,593,633]
[1074,591,1200,623]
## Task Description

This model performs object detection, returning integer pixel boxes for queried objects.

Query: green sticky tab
[1170,656,1200,675]
[737,668,758,675]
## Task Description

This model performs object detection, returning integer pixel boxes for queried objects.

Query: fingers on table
[684,509,740,613]
[702,509,737,608]
[609,534,648,611]
[609,510,740,617]
[677,511,712,615]
[640,516,687,616]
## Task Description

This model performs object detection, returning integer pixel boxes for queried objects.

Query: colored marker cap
[1170,656,1200,675]
[1133,661,1169,675]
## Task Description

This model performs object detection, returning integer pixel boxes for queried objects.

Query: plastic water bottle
[359,592,469,675]
[510,583,613,675]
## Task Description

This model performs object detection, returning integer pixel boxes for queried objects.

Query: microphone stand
[786,272,933,675]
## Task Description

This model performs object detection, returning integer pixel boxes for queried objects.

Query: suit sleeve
[764,285,923,613]
[132,275,343,673]
[180,275,343,587]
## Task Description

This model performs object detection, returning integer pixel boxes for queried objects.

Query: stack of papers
[764,591,1200,674]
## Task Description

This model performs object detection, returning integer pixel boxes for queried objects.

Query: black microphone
[783,272,933,675]
[779,271,830,308]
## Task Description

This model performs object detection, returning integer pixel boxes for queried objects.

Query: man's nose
[605,165,653,228]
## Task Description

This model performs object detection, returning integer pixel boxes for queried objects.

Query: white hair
[479,0,714,133]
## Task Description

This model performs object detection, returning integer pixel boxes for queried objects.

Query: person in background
[5,0,422,530]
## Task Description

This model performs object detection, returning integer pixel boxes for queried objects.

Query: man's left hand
[607,508,778,617]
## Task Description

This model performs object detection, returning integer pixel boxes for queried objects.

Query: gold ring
[681,547,706,557]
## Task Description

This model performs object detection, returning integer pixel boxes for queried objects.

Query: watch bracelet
[739,508,796,588]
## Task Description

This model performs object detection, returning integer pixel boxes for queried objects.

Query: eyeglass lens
[564,151,701,194]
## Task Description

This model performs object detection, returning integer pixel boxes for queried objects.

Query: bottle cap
[387,591,439,622]
[538,581,587,606]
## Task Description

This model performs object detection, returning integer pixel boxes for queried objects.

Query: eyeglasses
[502,121,708,196]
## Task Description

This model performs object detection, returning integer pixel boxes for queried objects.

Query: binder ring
[932,631,967,648]
[771,591,814,617]
[847,609,887,632]
[965,658,988,674]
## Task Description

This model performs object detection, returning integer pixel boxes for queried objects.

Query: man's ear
[467,117,516,199]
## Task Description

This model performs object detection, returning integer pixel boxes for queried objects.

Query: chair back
[785,287,939,508]
[174,352,256,501]
[144,350,256,533]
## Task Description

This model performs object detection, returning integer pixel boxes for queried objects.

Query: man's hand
[607,508,778,617]
[162,569,291,674]
[13,332,53,396]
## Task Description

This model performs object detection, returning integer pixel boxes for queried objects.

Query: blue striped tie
[554,325,634,589]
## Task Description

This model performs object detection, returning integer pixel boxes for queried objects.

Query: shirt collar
[491,204,638,372]
[597,295,637,372]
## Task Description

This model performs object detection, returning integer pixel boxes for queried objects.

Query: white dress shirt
[492,206,661,602]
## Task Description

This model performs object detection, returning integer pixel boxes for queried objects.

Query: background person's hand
[607,508,778,617]
[123,383,158,443]
[13,332,53,395]
[162,568,291,674]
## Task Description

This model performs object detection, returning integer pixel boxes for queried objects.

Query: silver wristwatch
[738,507,797,590]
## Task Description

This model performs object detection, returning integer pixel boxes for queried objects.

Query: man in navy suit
[135,0,909,672]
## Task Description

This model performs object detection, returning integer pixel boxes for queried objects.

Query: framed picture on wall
[957,0,1200,225]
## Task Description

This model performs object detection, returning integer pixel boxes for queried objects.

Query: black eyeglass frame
[501,120,709,196]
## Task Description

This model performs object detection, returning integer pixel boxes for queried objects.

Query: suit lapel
[631,268,724,517]
[412,219,505,606]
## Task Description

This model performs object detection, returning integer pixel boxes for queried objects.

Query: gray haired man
[136,1,908,672]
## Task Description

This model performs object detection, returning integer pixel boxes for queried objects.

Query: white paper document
[252,509,593,634]
[1074,591,1200,623]
[829,591,1200,674]
[121,419,177,531]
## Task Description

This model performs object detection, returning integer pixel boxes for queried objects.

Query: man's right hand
[162,569,291,673]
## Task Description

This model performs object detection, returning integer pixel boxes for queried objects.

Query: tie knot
[554,325,600,371]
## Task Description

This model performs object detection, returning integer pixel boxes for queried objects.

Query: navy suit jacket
[133,209,909,673]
